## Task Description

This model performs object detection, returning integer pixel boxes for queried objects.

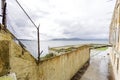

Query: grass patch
[41,53,55,60]
[96,47,108,51]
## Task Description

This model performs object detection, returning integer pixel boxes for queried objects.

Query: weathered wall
[9,41,90,80]
[0,30,38,80]
[0,27,90,80]
[9,40,38,80]
[0,29,13,40]
[0,41,10,76]
[109,47,120,80]
[0,28,12,76]
[39,45,90,80]
[109,0,120,80]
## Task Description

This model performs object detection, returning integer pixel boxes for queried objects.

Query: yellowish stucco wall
[9,40,90,80]
[0,41,10,76]
[0,27,90,80]
[109,0,120,80]
[38,46,90,80]
[0,29,38,80]
[9,40,38,80]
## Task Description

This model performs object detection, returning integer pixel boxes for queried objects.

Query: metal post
[1,0,5,12]
[2,2,6,28]
[15,0,42,64]
[1,0,7,29]
[37,24,40,63]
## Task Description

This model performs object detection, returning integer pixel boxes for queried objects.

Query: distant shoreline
[18,39,108,41]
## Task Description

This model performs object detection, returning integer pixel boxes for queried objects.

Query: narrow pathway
[80,49,110,80]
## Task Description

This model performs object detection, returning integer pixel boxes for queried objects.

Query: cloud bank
[5,0,116,40]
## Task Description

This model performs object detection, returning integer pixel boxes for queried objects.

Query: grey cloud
[107,0,113,2]
[5,0,116,40]
[14,19,27,27]
[55,17,110,39]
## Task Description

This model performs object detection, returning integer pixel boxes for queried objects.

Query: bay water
[21,40,108,58]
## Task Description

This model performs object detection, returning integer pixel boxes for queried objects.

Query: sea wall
[0,27,90,80]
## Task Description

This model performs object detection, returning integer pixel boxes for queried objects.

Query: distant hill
[15,39,35,41]
[51,38,108,41]
[16,38,108,41]
[52,38,81,41]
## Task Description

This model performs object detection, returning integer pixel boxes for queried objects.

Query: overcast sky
[4,0,116,40]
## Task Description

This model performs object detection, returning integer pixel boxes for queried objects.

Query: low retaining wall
[0,30,90,80]
[38,45,90,80]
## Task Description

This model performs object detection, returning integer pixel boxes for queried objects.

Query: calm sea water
[21,40,108,58]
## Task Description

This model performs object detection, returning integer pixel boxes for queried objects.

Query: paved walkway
[80,49,110,80]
